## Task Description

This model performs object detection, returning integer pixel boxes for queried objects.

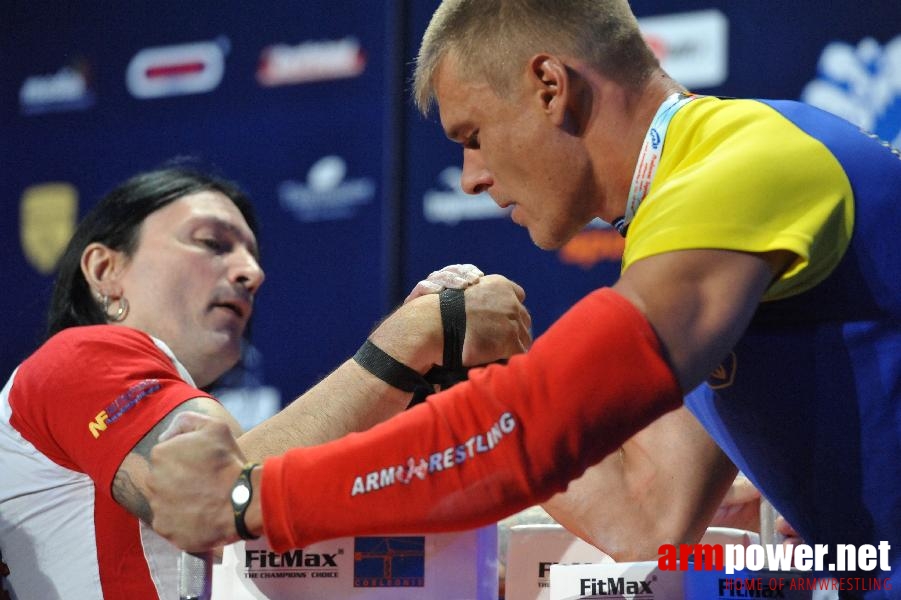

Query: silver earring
[101,294,129,322]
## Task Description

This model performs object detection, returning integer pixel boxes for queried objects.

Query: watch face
[232,483,251,506]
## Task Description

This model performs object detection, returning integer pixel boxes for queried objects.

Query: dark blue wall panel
[2,1,899,412]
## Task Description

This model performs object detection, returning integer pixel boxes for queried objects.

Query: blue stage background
[3,1,899,418]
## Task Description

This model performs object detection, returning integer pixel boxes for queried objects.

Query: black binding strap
[353,339,431,394]
[412,288,469,405]
[354,288,470,406]
[439,288,466,372]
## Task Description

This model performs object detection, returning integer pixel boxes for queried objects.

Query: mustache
[210,287,254,319]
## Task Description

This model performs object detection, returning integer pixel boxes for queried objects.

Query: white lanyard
[612,92,695,236]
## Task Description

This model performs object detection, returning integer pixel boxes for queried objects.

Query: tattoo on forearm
[134,398,211,460]
[112,398,211,523]
[113,468,153,524]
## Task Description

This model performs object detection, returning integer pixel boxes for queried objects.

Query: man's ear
[528,54,570,125]
[81,242,126,296]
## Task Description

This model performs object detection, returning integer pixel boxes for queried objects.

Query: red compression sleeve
[262,288,682,551]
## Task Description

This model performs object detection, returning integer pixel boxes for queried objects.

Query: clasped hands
[147,264,530,551]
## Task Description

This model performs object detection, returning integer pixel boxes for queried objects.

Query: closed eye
[464,130,480,150]
[199,238,230,253]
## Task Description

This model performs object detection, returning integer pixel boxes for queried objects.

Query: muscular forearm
[237,295,443,459]
[237,274,531,460]
[542,406,736,561]
[237,359,413,460]
[254,288,683,550]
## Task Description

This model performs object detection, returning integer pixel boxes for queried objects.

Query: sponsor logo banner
[19,61,95,115]
[126,38,227,99]
[422,166,509,225]
[801,35,901,148]
[353,537,425,588]
[257,37,366,86]
[218,529,494,598]
[20,182,78,274]
[278,156,375,222]
[639,9,729,89]
[558,220,625,268]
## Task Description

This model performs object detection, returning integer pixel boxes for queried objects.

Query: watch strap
[231,462,260,541]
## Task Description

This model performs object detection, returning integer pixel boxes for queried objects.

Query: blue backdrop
[3,1,899,418]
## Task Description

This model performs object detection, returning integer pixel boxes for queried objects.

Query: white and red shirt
[0,325,212,599]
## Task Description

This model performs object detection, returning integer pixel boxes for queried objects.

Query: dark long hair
[46,165,260,338]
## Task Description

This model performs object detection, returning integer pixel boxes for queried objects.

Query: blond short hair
[413,0,659,116]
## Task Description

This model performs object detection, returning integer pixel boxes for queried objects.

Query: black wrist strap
[355,288,470,406]
[410,288,469,406]
[353,339,431,394]
[439,288,466,372]
[232,463,260,541]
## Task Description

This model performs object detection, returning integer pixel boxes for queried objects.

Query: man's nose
[231,247,265,294]
[460,148,493,195]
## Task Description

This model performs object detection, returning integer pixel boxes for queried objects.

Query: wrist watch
[231,463,260,540]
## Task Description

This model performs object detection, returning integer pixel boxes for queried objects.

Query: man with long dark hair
[0,164,531,598]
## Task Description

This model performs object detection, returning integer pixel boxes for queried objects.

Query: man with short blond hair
[146,3,900,597]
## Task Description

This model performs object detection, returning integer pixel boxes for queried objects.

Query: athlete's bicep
[614,248,793,391]
[112,397,241,523]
